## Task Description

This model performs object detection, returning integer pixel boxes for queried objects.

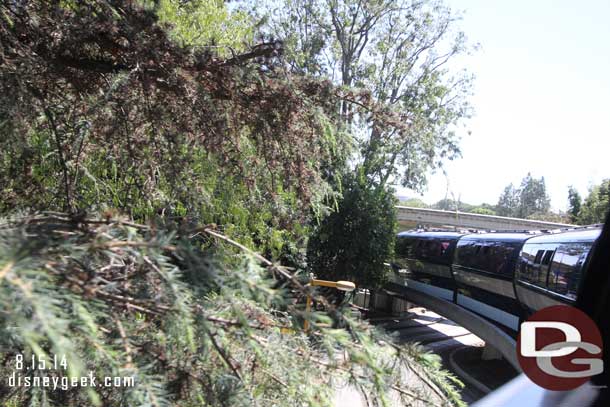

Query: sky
[395,0,610,211]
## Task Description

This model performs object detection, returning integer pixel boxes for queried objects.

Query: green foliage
[0,0,346,257]
[497,173,550,219]
[432,199,498,215]
[259,0,474,191]
[567,186,582,223]
[148,0,254,53]
[0,214,464,407]
[307,173,397,289]
[432,199,474,213]
[577,179,610,225]
[497,183,521,217]
[526,211,569,223]
[476,203,499,214]
[518,173,551,218]
[0,2,466,405]
[416,198,499,215]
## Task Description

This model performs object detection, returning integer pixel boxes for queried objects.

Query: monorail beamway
[362,290,519,403]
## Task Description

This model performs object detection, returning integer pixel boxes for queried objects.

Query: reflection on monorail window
[456,241,520,276]
[518,242,591,300]
[548,243,590,300]
[396,238,452,263]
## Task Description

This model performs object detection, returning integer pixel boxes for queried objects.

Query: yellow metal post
[303,279,355,331]
[304,293,312,331]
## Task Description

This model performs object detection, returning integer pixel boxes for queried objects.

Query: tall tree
[496,183,520,217]
[567,185,582,223]
[496,174,551,219]
[518,173,551,218]
[579,179,610,225]
[470,206,496,215]
[258,0,474,191]
[0,0,348,254]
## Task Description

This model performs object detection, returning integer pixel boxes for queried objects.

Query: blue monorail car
[453,232,535,330]
[393,227,602,331]
[515,228,601,316]
[394,231,464,301]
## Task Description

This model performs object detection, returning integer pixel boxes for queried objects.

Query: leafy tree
[578,179,610,224]
[0,0,348,256]
[497,183,520,217]
[526,211,569,223]
[478,202,498,214]
[259,0,474,191]
[518,173,550,218]
[432,198,476,213]
[307,173,397,289]
[433,198,456,211]
[567,185,582,223]
[496,174,550,219]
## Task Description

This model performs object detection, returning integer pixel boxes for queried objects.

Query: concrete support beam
[396,206,575,231]
[384,282,521,372]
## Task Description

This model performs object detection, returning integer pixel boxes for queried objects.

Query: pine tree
[496,174,551,219]
[567,186,582,223]
[518,173,551,218]
[497,183,520,217]
[0,213,465,407]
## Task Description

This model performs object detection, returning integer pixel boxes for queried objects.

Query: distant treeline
[400,174,610,225]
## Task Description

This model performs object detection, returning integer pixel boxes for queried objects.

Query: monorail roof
[397,230,464,240]
[459,232,538,243]
[523,228,601,244]
[397,227,602,244]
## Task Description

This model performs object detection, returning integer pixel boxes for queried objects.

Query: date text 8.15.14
[13,354,68,371]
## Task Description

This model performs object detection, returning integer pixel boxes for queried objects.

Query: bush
[307,173,397,289]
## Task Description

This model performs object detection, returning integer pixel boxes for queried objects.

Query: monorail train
[393,227,602,331]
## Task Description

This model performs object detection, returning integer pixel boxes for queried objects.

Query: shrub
[307,173,397,289]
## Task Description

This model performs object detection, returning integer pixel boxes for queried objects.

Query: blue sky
[396,0,610,211]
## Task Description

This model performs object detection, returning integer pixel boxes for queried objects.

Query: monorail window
[534,249,544,264]
[456,241,519,275]
[547,243,591,299]
[456,242,484,269]
[489,244,515,275]
[541,250,554,265]
[518,245,549,287]
[456,242,478,267]
[416,240,445,260]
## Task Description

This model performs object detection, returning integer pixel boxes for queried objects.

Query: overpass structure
[383,281,521,371]
[396,206,575,231]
